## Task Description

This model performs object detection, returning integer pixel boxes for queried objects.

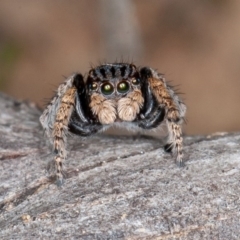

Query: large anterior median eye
[101,82,114,95]
[117,81,130,93]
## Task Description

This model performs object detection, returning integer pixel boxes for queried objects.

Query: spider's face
[86,63,144,124]
[86,63,141,99]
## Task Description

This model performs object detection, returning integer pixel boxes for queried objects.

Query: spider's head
[86,63,144,124]
[86,63,141,99]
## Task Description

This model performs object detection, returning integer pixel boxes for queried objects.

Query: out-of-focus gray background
[0,0,239,135]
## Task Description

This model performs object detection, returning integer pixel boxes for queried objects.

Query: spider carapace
[40,63,186,185]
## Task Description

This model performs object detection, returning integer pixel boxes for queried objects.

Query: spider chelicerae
[40,63,186,185]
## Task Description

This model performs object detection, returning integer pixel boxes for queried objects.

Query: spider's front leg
[52,85,76,185]
[139,67,186,166]
[68,75,102,137]
[138,74,166,129]
[54,74,102,185]
[41,74,102,185]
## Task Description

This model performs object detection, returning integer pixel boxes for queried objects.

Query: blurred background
[0,0,239,135]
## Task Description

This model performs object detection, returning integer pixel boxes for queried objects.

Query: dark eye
[117,81,130,93]
[89,82,98,91]
[101,82,114,95]
[132,78,140,85]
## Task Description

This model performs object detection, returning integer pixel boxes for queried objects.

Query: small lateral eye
[132,78,140,85]
[89,82,98,91]
[101,82,114,95]
[117,81,130,93]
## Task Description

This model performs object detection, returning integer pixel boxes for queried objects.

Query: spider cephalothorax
[40,63,186,185]
[86,64,144,124]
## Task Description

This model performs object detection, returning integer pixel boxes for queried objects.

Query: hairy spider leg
[165,121,183,166]
[141,67,186,166]
[139,69,157,118]
[138,105,166,129]
[138,68,166,129]
[39,74,82,185]
[53,86,76,185]
[40,76,76,141]
[68,75,103,135]
[41,74,102,185]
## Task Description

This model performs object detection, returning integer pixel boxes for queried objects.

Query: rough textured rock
[0,92,240,240]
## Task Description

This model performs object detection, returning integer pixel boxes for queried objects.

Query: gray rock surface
[0,92,240,239]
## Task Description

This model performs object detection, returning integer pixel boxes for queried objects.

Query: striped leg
[140,67,186,166]
[52,87,76,185]
[165,121,184,166]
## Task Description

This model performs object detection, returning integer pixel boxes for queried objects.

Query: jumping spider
[40,63,186,185]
